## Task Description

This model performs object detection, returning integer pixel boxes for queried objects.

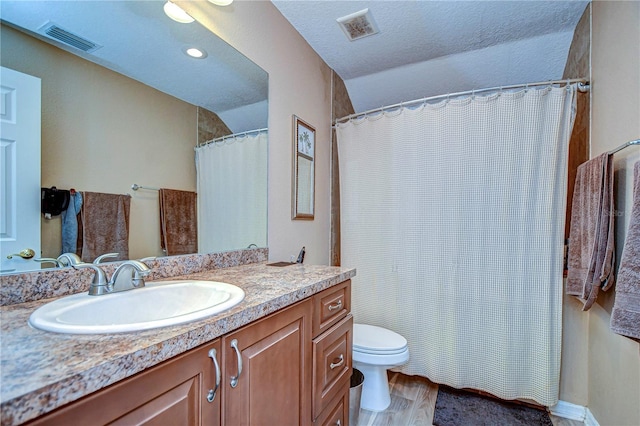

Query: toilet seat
[353,324,408,355]
[352,323,410,412]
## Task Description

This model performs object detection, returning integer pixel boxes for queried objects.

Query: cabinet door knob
[207,348,221,402]
[328,300,342,311]
[229,339,243,388]
[329,354,344,369]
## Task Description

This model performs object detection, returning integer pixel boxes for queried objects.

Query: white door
[0,67,41,273]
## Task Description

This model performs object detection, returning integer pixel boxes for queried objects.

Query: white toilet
[352,324,410,412]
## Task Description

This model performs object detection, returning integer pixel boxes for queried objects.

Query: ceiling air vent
[38,22,102,53]
[336,8,379,42]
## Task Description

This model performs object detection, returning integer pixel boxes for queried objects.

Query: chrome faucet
[75,260,151,296]
[109,260,152,293]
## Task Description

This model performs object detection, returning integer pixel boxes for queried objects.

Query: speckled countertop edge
[0,262,356,426]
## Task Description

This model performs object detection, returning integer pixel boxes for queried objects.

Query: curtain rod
[197,127,268,148]
[608,139,640,155]
[334,78,590,125]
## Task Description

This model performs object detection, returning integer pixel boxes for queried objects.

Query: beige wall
[587,2,640,425]
[180,1,333,265]
[1,25,197,260]
[559,4,591,407]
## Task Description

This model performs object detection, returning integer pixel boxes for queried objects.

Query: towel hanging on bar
[566,153,616,310]
[159,188,197,256]
[610,160,640,339]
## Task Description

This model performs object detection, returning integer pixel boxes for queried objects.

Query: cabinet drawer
[313,388,349,426]
[313,280,351,337]
[312,314,353,420]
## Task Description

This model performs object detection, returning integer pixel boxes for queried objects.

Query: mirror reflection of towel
[78,192,130,263]
[61,192,83,254]
[159,189,197,256]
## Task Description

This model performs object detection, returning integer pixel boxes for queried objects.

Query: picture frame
[292,115,315,220]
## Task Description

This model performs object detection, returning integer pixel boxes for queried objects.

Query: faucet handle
[93,253,119,264]
[57,253,83,267]
[128,260,152,282]
[73,263,109,295]
[34,258,63,268]
[139,257,157,267]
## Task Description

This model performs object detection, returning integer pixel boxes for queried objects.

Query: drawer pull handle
[336,420,341,426]
[328,300,342,311]
[230,339,243,388]
[207,348,221,402]
[329,354,344,369]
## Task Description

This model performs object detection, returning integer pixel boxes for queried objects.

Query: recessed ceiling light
[208,0,234,6]
[164,1,194,23]
[184,47,208,59]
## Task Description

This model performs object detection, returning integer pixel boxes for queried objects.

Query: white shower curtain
[195,131,267,253]
[336,86,576,406]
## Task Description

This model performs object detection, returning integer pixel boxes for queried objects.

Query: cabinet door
[222,299,312,426]
[26,340,222,426]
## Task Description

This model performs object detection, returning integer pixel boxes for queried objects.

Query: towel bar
[608,139,640,155]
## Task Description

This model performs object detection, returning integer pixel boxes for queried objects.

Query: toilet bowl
[352,324,410,412]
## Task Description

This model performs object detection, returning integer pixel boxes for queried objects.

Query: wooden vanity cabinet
[25,280,353,426]
[311,280,353,425]
[26,339,222,426]
[222,279,353,426]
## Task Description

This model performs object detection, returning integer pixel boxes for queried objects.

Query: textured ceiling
[272,0,589,113]
[1,1,590,121]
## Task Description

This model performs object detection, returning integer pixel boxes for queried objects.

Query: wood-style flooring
[354,372,584,426]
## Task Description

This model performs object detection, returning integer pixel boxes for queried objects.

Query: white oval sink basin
[28,280,245,334]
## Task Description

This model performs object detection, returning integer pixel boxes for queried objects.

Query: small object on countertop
[296,246,305,264]
[267,261,295,267]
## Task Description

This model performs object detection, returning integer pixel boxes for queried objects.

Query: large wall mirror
[0,1,268,273]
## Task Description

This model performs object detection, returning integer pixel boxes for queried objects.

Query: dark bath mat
[433,385,553,426]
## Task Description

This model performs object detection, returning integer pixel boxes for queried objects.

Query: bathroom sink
[28,280,245,334]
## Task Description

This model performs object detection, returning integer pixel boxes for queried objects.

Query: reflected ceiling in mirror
[0,0,268,133]
[0,1,268,272]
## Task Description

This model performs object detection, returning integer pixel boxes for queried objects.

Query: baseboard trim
[550,401,600,426]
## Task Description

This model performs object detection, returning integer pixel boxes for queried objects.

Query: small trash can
[349,368,364,425]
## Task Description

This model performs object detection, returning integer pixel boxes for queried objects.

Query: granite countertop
[0,262,356,425]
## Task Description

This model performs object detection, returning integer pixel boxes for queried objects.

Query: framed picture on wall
[292,116,315,220]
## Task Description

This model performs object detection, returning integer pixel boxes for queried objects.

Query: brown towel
[611,161,640,339]
[159,189,198,256]
[566,153,616,310]
[79,192,130,263]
